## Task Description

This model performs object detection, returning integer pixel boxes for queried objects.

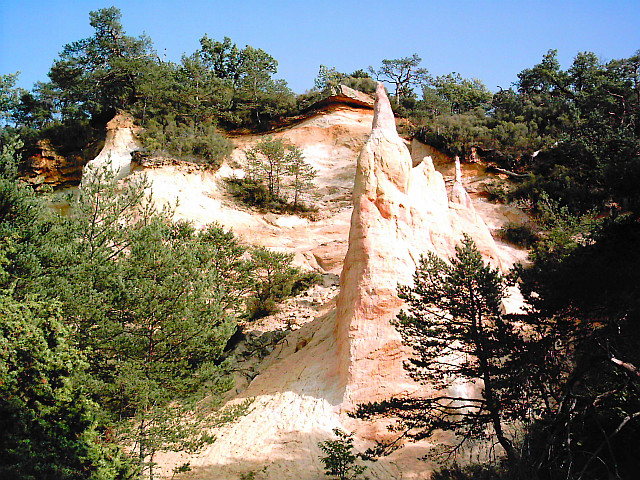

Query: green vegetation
[0,119,309,477]
[230,136,317,213]
[246,246,320,320]
[318,429,367,480]
[356,232,640,479]
[369,54,430,101]
[497,222,539,247]
[355,236,523,465]
[5,7,297,170]
[140,116,233,168]
[2,5,640,479]
[0,298,136,480]
[313,66,378,95]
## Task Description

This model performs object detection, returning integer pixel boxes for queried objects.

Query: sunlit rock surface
[80,89,529,479]
[83,112,140,182]
[335,84,503,409]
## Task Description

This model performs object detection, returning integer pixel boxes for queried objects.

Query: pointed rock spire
[335,87,505,406]
[371,82,397,134]
[336,84,456,406]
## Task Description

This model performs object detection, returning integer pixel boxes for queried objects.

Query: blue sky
[1,0,639,94]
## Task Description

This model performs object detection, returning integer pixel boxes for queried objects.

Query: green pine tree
[356,235,524,465]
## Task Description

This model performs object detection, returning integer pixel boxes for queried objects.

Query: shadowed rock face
[335,83,501,407]
[23,139,87,187]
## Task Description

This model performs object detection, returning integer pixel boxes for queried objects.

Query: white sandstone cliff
[83,112,140,181]
[80,90,526,479]
[160,84,510,479]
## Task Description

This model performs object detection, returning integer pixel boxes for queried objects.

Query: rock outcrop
[335,83,502,407]
[310,84,375,111]
[83,112,140,181]
[22,139,98,187]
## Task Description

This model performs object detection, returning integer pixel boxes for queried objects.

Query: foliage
[188,35,296,129]
[410,48,640,181]
[482,180,513,204]
[47,7,154,120]
[245,246,319,320]
[34,118,100,155]
[314,66,377,95]
[424,73,493,116]
[242,136,317,212]
[497,222,539,248]
[355,236,525,464]
[0,73,23,125]
[140,115,233,168]
[0,297,136,480]
[245,136,289,199]
[0,131,21,179]
[4,170,252,478]
[12,8,297,166]
[431,463,508,480]
[0,134,61,294]
[286,144,317,209]
[510,161,640,480]
[318,428,367,480]
[225,177,279,210]
[369,54,430,99]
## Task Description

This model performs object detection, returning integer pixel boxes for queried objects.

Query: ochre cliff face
[335,83,502,407]
[23,139,95,187]
[75,90,524,479]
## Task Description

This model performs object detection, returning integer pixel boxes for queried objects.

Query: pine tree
[244,136,287,199]
[356,235,525,464]
[28,170,249,479]
[286,145,316,209]
[243,137,316,209]
[0,297,136,480]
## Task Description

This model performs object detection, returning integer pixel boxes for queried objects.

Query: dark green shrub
[245,247,320,320]
[225,177,278,209]
[498,222,539,247]
[225,177,318,215]
[291,271,322,295]
[140,117,233,169]
[432,463,508,480]
[483,180,513,203]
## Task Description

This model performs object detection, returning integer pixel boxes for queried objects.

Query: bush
[246,247,321,320]
[225,177,284,210]
[0,298,137,480]
[140,116,233,169]
[483,180,513,203]
[318,429,367,480]
[432,463,509,480]
[225,177,318,215]
[498,222,539,247]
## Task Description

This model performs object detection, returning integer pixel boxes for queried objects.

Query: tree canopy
[369,53,431,99]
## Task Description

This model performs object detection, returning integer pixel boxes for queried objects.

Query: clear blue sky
[1,0,639,94]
